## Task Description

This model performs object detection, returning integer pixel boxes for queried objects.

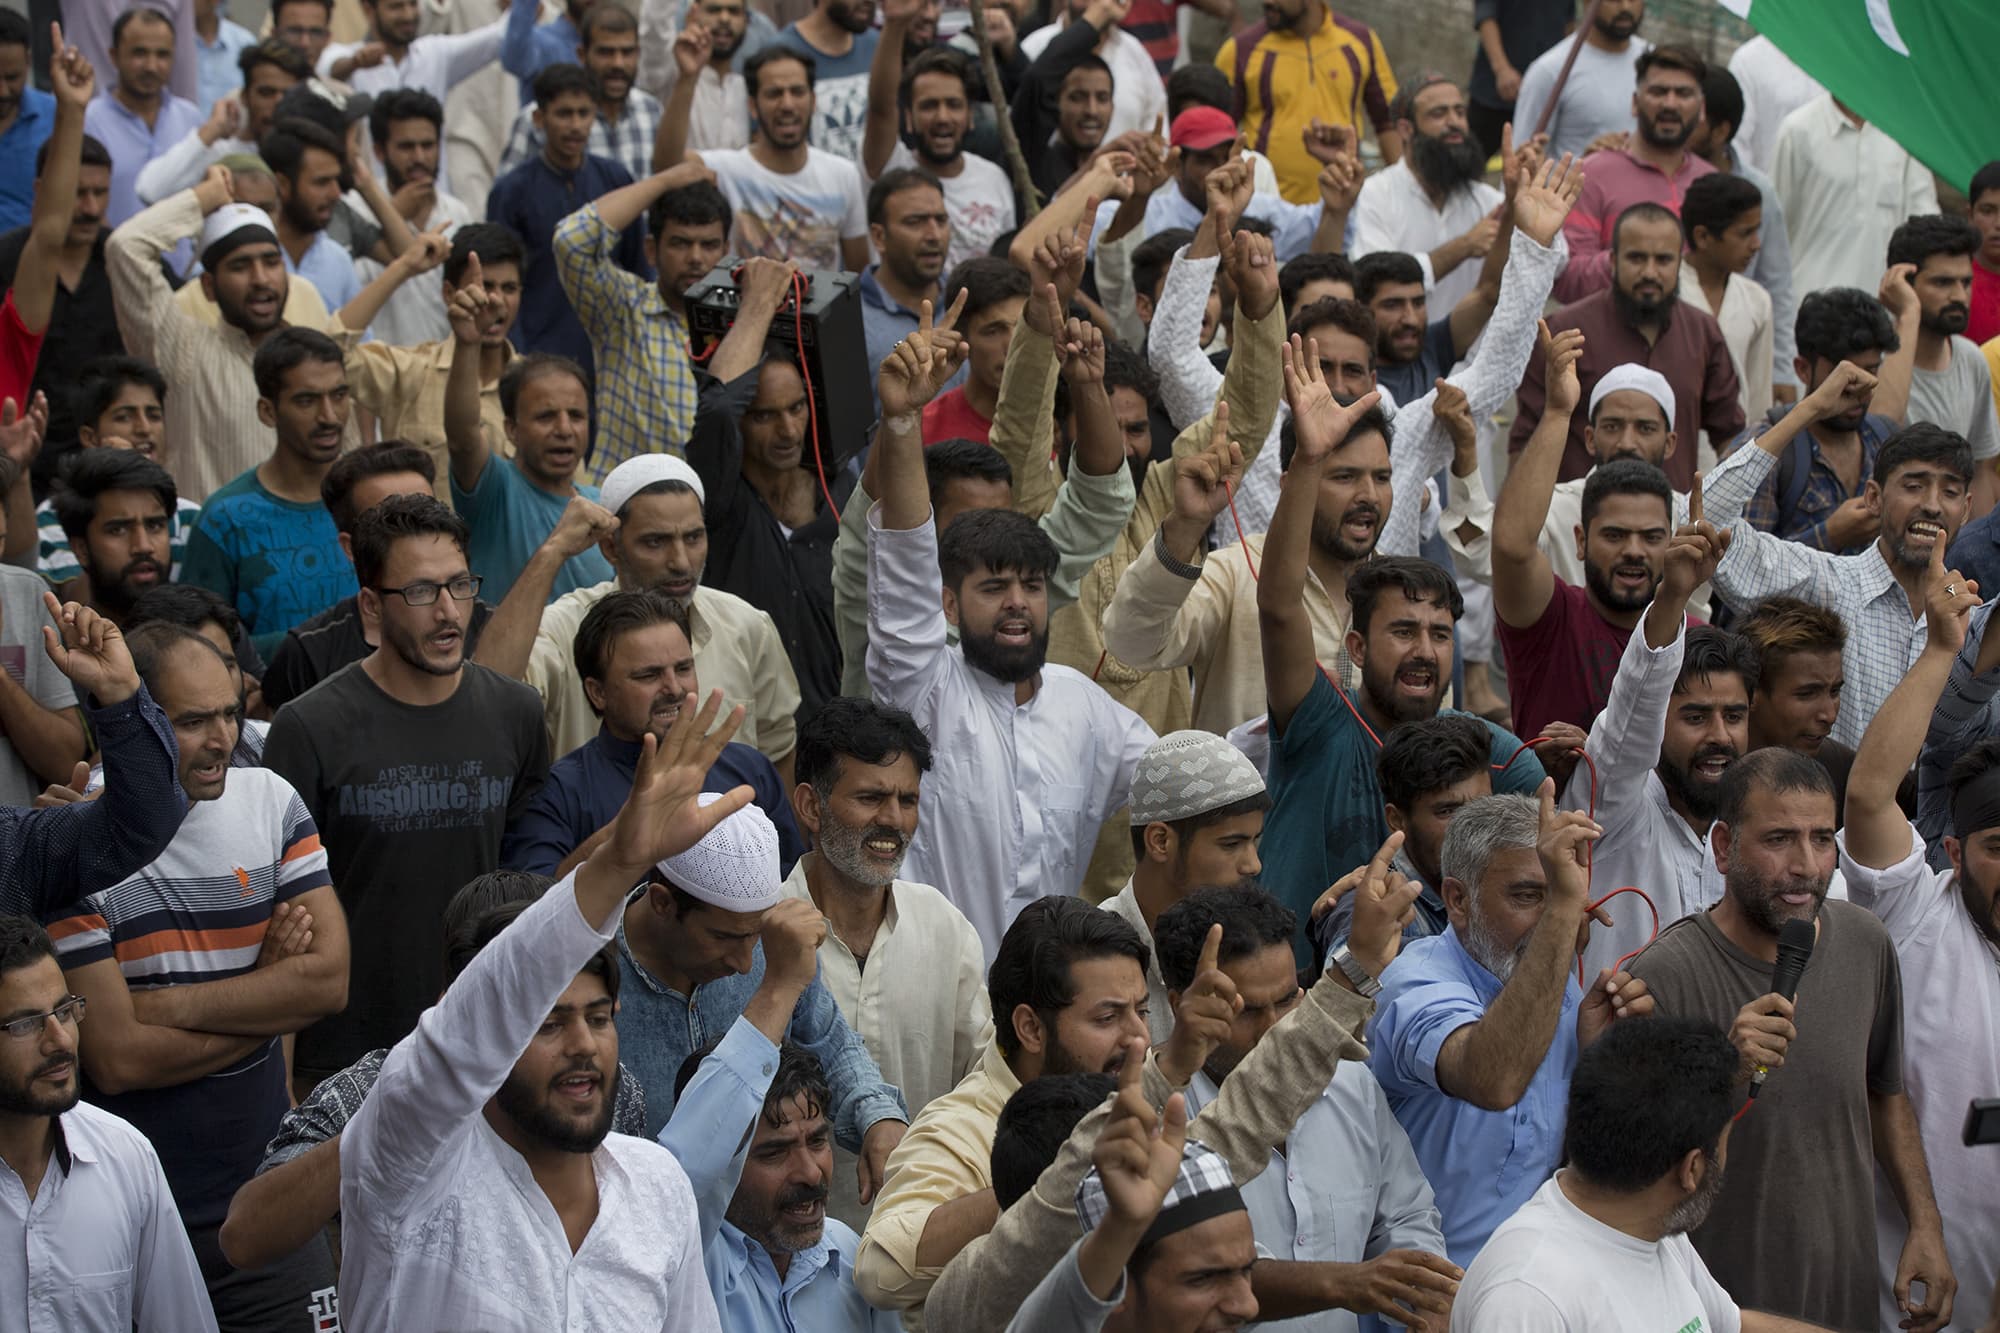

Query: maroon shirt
[1497,577,1636,743]
[1507,286,1745,492]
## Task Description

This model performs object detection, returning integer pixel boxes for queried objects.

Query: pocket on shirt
[63,1267,135,1324]
[1044,783,1088,813]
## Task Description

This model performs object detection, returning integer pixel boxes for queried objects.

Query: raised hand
[1082,149,1136,203]
[1300,118,1356,166]
[1879,262,1920,324]
[1922,534,1980,656]
[400,225,451,275]
[1224,227,1280,321]
[1026,217,1090,323]
[1540,319,1586,416]
[0,392,48,469]
[546,494,619,558]
[1280,333,1384,469]
[1317,153,1363,213]
[1317,830,1423,982]
[49,24,95,108]
[1127,115,1175,198]
[1158,923,1244,1087]
[1094,1040,1189,1228]
[353,40,387,69]
[1799,358,1877,424]
[1659,474,1730,602]
[1499,122,1547,203]
[201,93,242,146]
[1205,152,1256,232]
[1578,965,1653,1048]
[1170,403,1243,526]
[598,688,752,874]
[1432,377,1475,461]
[760,896,829,991]
[194,163,236,215]
[446,252,499,344]
[40,591,142,705]
[1057,315,1106,385]
[1528,720,1588,790]
[1511,151,1583,248]
[1535,777,1600,910]
[672,21,711,77]
[877,291,971,418]
[31,761,94,809]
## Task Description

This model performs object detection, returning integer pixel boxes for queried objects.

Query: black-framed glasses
[376,575,482,606]
[1,996,86,1041]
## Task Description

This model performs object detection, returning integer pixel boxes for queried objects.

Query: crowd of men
[0,0,1996,1328]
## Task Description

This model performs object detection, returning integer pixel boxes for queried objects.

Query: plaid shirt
[257,1047,649,1173]
[1707,441,1926,750]
[553,200,698,470]
[1735,408,1897,553]
[497,88,663,184]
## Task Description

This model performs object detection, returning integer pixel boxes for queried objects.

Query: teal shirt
[451,456,612,602]
[1261,671,1546,964]
[181,468,355,659]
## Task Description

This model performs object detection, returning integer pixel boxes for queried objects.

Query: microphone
[1750,918,1816,1098]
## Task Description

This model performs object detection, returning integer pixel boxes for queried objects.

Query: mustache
[1691,744,1739,767]
[777,1181,829,1209]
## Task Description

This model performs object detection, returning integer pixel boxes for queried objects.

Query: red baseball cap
[1170,106,1237,152]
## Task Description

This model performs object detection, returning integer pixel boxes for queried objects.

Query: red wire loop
[795,272,839,520]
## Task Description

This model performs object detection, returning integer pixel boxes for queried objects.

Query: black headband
[1136,1182,1246,1252]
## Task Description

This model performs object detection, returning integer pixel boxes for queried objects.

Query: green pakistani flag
[1719,0,2000,190]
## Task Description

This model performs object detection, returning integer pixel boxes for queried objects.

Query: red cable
[794,272,839,520]
[1217,477,1658,984]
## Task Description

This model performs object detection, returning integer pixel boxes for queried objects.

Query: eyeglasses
[1,996,86,1041]
[376,575,482,606]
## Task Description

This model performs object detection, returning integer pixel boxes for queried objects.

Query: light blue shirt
[1187,1064,1447,1333]
[287,228,361,313]
[658,1018,901,1333]
[1365,925,1580,1268]
[195,17,258,114]
[1091,187,1341,264]
[859,267,966,417]
[451,457,613,602]
[84,90,205,226]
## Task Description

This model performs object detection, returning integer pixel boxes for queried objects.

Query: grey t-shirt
[1628,902,1904,1332]
[1512,38,1652,161]
[0,565,78,807]
[1908,336,2000,460]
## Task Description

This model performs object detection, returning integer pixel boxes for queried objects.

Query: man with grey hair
[1103,729,1271,1044]
[1366,783,1653,1266]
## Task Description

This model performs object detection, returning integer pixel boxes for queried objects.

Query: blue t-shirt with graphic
[181,468,356,658]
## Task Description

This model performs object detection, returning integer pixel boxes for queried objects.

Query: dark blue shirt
[1375,315,1457,408]
[0,90,55,233]
[501,727,803,876]
[486,152,649,381]
[1945,504,2000,612]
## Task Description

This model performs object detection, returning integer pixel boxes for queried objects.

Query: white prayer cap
[654,794,780,912]
[1587,363,1676,424]
[1129,730,1267,826]
[600,455,706,516]
[198,203,278,269]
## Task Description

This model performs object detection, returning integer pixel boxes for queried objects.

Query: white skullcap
[1588,363,1676,425]
[1130,730,1267,826]
[600,454,706,516]
[655,794,780,911]
[198,203,278,269]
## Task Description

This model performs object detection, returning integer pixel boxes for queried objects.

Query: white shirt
[1453,1173,1742,1332]
[348,188,477,347]
[656,63,750,154]
[338,873,722,1333]
[1771,94,1939,300]
[133,129,252,208]
[701,146,868,274]
[318,21,508,195]
[1187,1065,1447,1333]
[1153,229,1564,553]
[776,859,994,1229]
[0,1102,219,1333]
[1727,35,1825,175]
[865,508,1157,959]
[1018,21,1166,145]
[1090,186,1328,265]
[1351,159,1505,315]
[1838,828,2000,1333]
[1678,267,1775,427]
[1511,38,1650,162]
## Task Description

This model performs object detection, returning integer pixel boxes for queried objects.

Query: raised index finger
[935,286,970,337]
[1367,829,1404,881]
[1689,472,1703,527]
[1196,922,1222,977]
[1117,1036,1147,1092]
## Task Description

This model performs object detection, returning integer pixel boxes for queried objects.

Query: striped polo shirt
[1216,6,1399,204]
[47,767,331,1228]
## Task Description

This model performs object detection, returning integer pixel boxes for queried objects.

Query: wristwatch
[1329,943,1382,998]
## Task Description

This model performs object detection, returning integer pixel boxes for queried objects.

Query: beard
[91,554,165,614]
[1662,1152,1726,1235]
[1726,862,1829,935]
[1461,909,1526,982]
[1886,516,1947,570]
[493,1058,619,1153]
[1956,857,2000,949]
[913,129,961,166]
[382,615,464,677]
[1613,280,1679,328]
[1922,302,1970,338]
[1041,1035,1126,1077]
[1408,129,1489,195]
[280,191,327,236]
[1583,554,1661,613]
[1656,743,1738,823]
[0,1053,80,1117]
[1311,502,1381,563]
[216,281,285,336]
[961,620,1049,684]
[1594,8,1641,40]
[1360,651,1444,725]
[816,811,910,887]
[725,1177,830,1258]
[1637,108,1695,149]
